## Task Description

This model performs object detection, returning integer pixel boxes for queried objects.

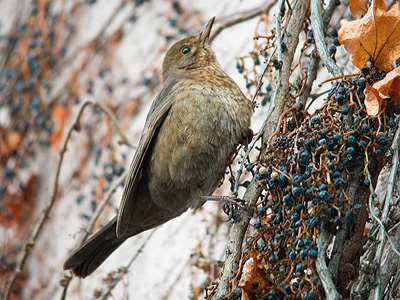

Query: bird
[63,17,254,278]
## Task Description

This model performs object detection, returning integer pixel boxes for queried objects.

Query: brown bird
[64,17,253,278]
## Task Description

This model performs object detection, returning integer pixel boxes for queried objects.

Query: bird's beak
[199,17,215,44]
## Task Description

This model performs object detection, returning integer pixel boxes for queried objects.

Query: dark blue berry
[347,135,357,145]
[329,45,337,56]
[360,123,370,133]
[376,135,389,145]
[169,18,177,27]
[300,150,311,162]
[319,183,327,191]
[311,218,319,227]
[354,203,362,212]
[330,28,338,37]
[319,190,328,199]
[334,177,345,188]
[291,212,300,222]
[292,187,302,197]
[283,194,293,204]
[346,146,356,155]
[311,114,321,125]
[258,206,266,216]
[333,38,341,46]
[305,139,314,149]
[341,106,350,115]
[269,254,277,263]
[274,214,283,224]
[293,174,302,184]
[388,119,396,128]
[295,264,305,273]
[300,249,307,258]
[305,187,314,198]
[234,288,242,297]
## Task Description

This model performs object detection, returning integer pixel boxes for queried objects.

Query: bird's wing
[116,80,176,237]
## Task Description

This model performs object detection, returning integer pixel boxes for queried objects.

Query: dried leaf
[238,255,265,298]
[339,0,400,71]
[0,130,23,157]
[364,67,400,115]
[349,0,368,19]
[373,66,400,101]
[0,176,38,226]
[365,87,383,116]
[50,105,68,150]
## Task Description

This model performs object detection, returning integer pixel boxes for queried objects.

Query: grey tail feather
[63,217,125,278]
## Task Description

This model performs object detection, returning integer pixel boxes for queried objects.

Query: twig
[4,99,132,300]
[231,47,277,198]
[310,0,343,78]
[316,228,341,300]
[212,1,311,298]
[210,1,277,42]
[369,116,400,299]
[60,173,127,300]
[100,228,158,300]
[90,101,135,149]
[298,0,340,110]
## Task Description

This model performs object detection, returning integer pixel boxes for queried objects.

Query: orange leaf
[0,130,23,157]
[338,0,400,71]
[364,87,383,116]
[364,67,400,115]
[349,0,368,19]
[50,105,68,150]
[372,66,400,97]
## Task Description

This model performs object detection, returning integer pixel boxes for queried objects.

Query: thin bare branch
[310,0,343,77]
[5,99,133,300]
[210,1,277,42]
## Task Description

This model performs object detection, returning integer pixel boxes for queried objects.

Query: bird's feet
[201,195,251,220]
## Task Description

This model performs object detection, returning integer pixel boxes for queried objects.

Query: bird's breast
[148,81,252,209]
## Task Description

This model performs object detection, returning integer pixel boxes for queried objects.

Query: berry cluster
[234,66,398,299]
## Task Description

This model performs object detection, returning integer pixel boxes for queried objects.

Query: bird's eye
[182,46,191,54]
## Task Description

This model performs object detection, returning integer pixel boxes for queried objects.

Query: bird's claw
[220,196,251,221]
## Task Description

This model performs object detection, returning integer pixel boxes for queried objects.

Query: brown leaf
[0,130,23,157]
[0,176,38,226]
[338,0,400,71]
[375,66,400,94]
[238,255,266,298]
[50,105,68,150]
[364,67,400,115]
[365,87,382,116]
[349,0,368,19]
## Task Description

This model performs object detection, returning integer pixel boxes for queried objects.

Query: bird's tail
[63,217,125,278]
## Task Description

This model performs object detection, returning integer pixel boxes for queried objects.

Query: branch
[369,116,400,299]
[100,228,159,300]
[316,228,341,300]
[210,1,277,42]
[4,99,132,300]
[310,0,343,78]
[212,1,311,298]
[60,173,127,300]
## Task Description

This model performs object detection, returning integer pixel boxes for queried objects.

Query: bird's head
[162,17,217,80]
